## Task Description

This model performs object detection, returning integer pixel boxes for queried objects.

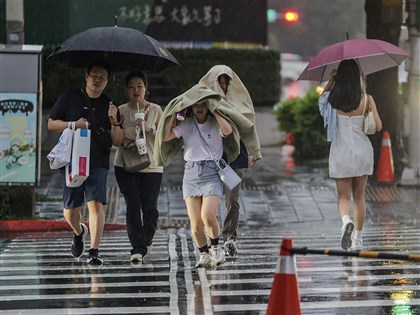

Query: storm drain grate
[365,186,410,202]
[157,218,190,228]
[241,184,282,191]
[160,184,282,192]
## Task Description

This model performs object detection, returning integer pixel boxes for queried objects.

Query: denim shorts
[60,168,108,209]
[182,160,223,199]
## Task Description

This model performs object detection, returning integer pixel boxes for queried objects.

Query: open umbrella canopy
[47,26,179,72]
[297,38,409,82]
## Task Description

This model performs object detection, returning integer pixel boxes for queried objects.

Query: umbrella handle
[109,102,124,126]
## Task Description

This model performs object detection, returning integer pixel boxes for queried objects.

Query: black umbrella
[47,26,179,72]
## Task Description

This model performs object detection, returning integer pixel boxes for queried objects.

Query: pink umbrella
[297,38,409,82]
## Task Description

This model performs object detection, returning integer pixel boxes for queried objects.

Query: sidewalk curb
[0,220,127,232]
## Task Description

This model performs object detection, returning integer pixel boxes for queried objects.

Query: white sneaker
[351,238,363,251]
[130,253,143,263]
[195,252,212,268]
[340,220,354,250]
[210,245,226,266]
[144,244,153,258]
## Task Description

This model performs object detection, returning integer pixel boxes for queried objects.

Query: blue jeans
[182,160,223,199]
[115,166,162,256]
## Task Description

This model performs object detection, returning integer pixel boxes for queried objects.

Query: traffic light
[267,9,277,23]
[283,10,299,23]
[267,8,300,24]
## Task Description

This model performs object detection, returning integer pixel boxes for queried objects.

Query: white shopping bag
[65,123,91,187]
[47,122,75,169]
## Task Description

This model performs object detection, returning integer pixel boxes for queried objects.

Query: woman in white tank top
[319,59,382,251]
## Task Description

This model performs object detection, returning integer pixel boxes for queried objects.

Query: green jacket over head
[154,84,262,166]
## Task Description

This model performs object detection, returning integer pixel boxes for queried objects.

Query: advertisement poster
[0,93,37,184]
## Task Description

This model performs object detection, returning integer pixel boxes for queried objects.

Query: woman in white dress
[318,59,382,250]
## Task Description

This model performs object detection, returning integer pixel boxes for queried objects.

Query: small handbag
[216,158,242,190]
[194,119,241,191]
[121,110,151,172]
[364,110,376,135]
[121,142,151,172]
[363,93,376,135]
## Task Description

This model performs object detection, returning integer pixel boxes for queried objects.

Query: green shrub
[273,90,329,161]
[163,48,280,106]
[0,187,12,219]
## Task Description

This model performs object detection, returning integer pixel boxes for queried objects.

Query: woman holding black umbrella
[318,59,382,251]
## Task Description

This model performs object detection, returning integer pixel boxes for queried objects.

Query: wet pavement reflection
[1,222,420,314]
[2,144,420,314]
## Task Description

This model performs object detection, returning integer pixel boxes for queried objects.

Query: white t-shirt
[173,116,223,162]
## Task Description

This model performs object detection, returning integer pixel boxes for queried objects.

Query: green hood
[154,84,262,166]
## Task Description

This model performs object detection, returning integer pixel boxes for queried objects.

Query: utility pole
[401,0,420,186]
[6,0,24,44]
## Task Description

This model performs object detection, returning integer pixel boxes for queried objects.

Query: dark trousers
[115,166,162,256]
[222,168,244,242]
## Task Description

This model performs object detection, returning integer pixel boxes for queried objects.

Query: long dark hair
[328,59,362,112]
[125,71,148,88]
[125,71,150,99]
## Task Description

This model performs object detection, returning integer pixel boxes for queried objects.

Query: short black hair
[86,61,111,78]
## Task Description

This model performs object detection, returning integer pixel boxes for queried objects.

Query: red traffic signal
[283,10,299,23]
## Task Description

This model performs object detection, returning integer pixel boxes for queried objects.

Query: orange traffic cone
[286,132,294,145]
[266,238,301,315]
[282,133,296,175]
[376,131,395,183]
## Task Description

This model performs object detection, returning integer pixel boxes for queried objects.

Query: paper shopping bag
[65,126,91,187]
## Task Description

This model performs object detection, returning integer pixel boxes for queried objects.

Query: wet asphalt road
[1,221,420,314]
[1,120,420,314]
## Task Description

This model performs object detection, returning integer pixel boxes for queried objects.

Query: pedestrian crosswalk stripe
[208,278,311,285]
[168,233,180,315]
[301,299,420,309]
[0,264,170,271]
[197,267,213,315]
[0,272,170,280]
[211,289,271,296]
[0,307,171,315]
[2,226,420,314]
[346,273,420,281]
[295,264,420,272]
[1,281,170,290]
[1,292,171,301]
[299,285,420,294]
